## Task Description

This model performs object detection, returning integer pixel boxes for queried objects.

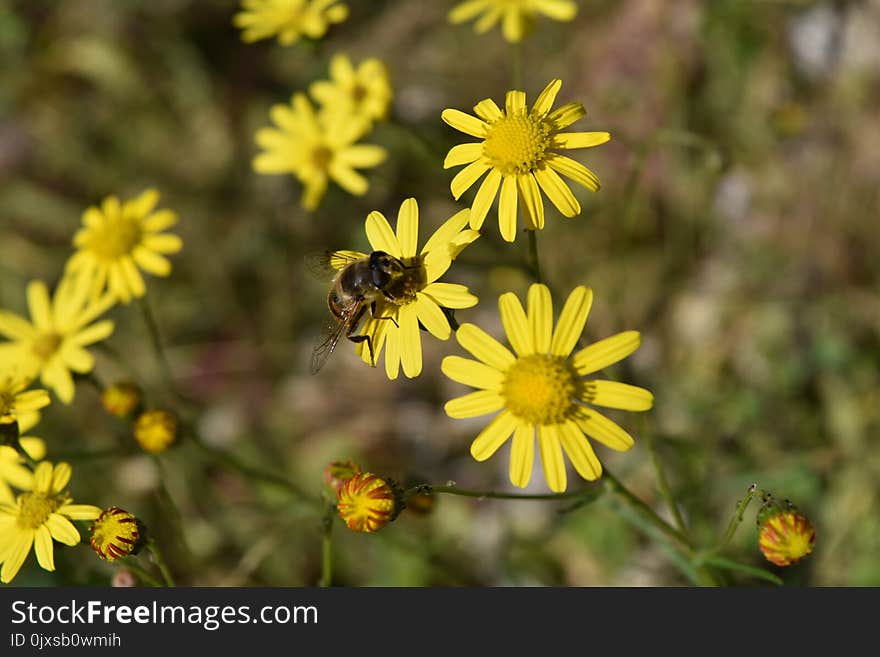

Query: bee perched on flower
[442,284,652,492]
[449,0,578,43]
[253,94,387,211]
[233,0,349,46]
[311,198,479,379]
[0,274,115,404]
[442,79,609,242]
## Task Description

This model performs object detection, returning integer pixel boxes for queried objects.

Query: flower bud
[133,410,178,454]
[323,459,361,492]
[405,491,435,517]
[757,496,815,567]
[336,473,402,533]
[90,507,144,561]
[101,382,143,418]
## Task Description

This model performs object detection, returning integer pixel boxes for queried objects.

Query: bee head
[369,251,404,288]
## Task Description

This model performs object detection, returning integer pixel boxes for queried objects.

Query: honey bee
[309,250,423,374]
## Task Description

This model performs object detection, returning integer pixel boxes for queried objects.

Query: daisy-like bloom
[0,374,50,429]
[90,507,143,561]
[336,473,400,533]
[233,0,348,46]
[65,189,182,305]
[133,409,178,454]
[100,381,143,419]
[0,274,115,404]
[757,498,815,567]
[442,79,610,242]
[0,461,101,583]
[449,0,577,43]
[344,198,479,379]
[310,53,393,131]
[0,437,46,505]
[442,284,653,493]
[253,94,387,210]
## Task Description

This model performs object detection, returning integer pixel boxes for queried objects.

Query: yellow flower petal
[142,233,184,254]
[572,331,642,376]
[68,320,114,347]
[473,98,503,122]
[398,304,422,378]
[42,358,75,404]
[421,208,470,256]
[580,380,654,411]
[470,410,517,461]
[547,154,600,191]
[553,131,611,150]
[451,159,491,200]
[573,407,635,452]
[444,143,483,169]
[441,356,504,391]
[536,0,578,20]
[534,164,581,217]
[550,286,593,357]
[1,531,34,583]
[33,462,53,493]
[59,504,101,520]
[415,293,450,340]
[532,79,562,117]
[558,419,602,481]
[502,9,526,42]
[538,424,566,492]
[396,198,419,259]
[499,291,532,356]
[46,513,80,546]
[365,211,403,256]
[509,422,535,488]
[51,462,72,493]
[455,323,516,370]
[143,209,178,232]
[549,102,586,129]
[13,390,50,414]
[0,311,37,340]
[518,173,545,230]
[444,390,504,419]
[527,284,553,354]
[470,168,502,230]
[133,247,172,277]
[33,525,55,571]
[441,109,488,139]
[383,320,401,380]
[27,281,52,331]
[61,346,94,374]
[498,175,519,242]
[422,283,478,309]
[505,90,526,115]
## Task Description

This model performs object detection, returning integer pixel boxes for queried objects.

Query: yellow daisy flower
[442,284,652,492]
[65,189,182,305]
[0,437,46,505]
[0,374,50,429]
[442,79,609,242]
[233,0,349,46]
[0,274,115,404]
[449,0,577,43]
[310,53,393,131]
[253,93,387,210]
[0,461,101,583]
[343,198,480,379]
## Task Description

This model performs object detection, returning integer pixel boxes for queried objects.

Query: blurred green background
[1,0,878,586]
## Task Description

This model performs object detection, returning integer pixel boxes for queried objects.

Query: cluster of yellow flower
[0,190,182,583]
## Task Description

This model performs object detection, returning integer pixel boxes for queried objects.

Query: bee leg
[441,307,460,331]
[370,301,399,328]
[347,334,375,367]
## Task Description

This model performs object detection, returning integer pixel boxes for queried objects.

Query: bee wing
[304,250,368,280]
[309,300,365,374]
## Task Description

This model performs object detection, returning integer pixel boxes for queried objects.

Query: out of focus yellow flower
[758,498,815,567]
[90,507,143,561]
[344,198,479,379]
[323,459,361,492]
[0,374,50,428]
[0,275,115,404]
[133,410,178,454]
[233,0,348,46]
[66,190,182,305]
[100,381,143,419]
[253,94,387,210]
[0,437,46,504]
[0,461,101,583]
[442,284,652,492]
[336,473,399,533]
[442,79,609,241]
[310,53,393,130]
[449,0,577,43]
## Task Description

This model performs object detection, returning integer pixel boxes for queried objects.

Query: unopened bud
[133,410,178,454]
[101,382,143,418]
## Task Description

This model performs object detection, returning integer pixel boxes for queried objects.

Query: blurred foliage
[1,0,879,586]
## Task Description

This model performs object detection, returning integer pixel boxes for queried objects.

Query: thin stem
[712,485,763,554]
[147,539,176,587]
[138,296,177,395]
[119,560,164,587]
[510,41,523,89]
[320,504,335,587]
[409,483,599,502]
[645,433,689,539]
[526,229,543,284]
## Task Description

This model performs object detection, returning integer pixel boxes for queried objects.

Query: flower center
[502,354,576,425]
[32,333,62,362]
[0,391,14,418]
[88,219,142,259]
[312,145,334,169]
[482,112,551,175]
[16,491,65,530]
[351,83,368,104]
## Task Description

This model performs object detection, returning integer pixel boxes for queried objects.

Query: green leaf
[703,556,783,586]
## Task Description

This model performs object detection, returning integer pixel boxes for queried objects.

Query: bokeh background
[1,0,879,586]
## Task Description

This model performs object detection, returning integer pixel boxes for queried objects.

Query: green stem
[138,296,177,395]
[646,433,689,538]
[511,41,523,89]
[320,504,335,587]
[526,229,543,284]
[408,483,599,502]
[147,539,176,587]
[712,485,763,554]
[119,560,164,587]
